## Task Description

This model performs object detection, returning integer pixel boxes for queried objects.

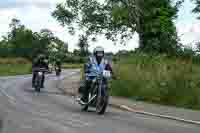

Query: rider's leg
[41,74,45,88]
[32,72,36,87]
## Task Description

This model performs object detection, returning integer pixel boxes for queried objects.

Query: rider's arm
[105,63,116,79]
[46,63,49,70]
[32,60,39,71]
[44,61,49,70]
[105,63,113,73]
[84,57,92,74]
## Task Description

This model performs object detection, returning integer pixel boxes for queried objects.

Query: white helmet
[93,46,104,55]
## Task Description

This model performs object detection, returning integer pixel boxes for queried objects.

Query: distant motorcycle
[55,66,61,77]
[33,68,47,92]
[77,70,112,114]
[48,64,53,73]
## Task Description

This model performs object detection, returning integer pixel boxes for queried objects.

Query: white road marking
[117,104,200,126]
[0,87,16,105]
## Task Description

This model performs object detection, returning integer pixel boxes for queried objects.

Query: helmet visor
[96,51,104,57]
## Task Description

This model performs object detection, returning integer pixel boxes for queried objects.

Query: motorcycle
[48,64,53,74]
[33,68,47,92]
[55,66,61,77]
[77,70,112,115]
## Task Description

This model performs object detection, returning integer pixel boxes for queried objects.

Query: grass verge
[0,58,31,76]
[111,54,200,110]
[0,64,32,76]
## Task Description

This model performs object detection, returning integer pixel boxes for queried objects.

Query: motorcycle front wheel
[35,76,41,92]
[96,93,109,115]
[81,92,92,111]
[81,104,88,111]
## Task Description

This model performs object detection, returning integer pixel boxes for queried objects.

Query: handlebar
[32,68,48,72]
[90,70,102,76]
[88,70,112,79]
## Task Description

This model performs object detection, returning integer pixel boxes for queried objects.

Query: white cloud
[176,22,200,49]
[0,9,18,37]
[175,0,200,48]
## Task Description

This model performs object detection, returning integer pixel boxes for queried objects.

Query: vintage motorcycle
[77,70,112,114]
[33,68,47,92]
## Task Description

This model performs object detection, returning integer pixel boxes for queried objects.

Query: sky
[0,0,199,53]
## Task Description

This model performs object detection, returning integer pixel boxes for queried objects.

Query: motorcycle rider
[80,46,113,104]
[32,54,49,88]
[55,59,62,76]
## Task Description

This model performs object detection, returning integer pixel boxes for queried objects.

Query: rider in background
[32,54,49,88]
[55,59,62,76]
[80,46,113,104]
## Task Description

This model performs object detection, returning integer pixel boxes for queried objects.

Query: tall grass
[0,57,30,64]
[111,54,200,110]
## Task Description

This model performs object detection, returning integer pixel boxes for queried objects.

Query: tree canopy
[77,35,89,56]
[52,0,184,55]
[192,0,200,19]
[0,18,68,60]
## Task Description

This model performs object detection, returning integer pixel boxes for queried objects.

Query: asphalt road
[0,70,199,133]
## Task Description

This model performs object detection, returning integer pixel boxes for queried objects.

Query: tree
[52,0,183,55]
[0,18,65,59]
[48,37,68,63]
[38,29,54,50]
[40,29,54,40]
[195,41,200,52]
[182,45,195,58]
[73,49,81,56]
[7,19,34,58]
[9,18,22,30]
[192,0,200,19]
[77,35,89,56]
[32,29,59,57]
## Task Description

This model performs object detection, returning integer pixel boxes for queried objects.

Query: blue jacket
[84,56,107,80]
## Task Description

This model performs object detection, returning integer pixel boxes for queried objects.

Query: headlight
[103,70,111,78]
[38,72,43,76]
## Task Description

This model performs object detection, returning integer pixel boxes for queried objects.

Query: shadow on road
[24,88,66,96]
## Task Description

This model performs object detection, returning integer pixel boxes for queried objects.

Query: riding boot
[32,73,36,87]
[41,75,45,88]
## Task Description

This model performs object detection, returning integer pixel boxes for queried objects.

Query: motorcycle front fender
[99,81,109,97]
